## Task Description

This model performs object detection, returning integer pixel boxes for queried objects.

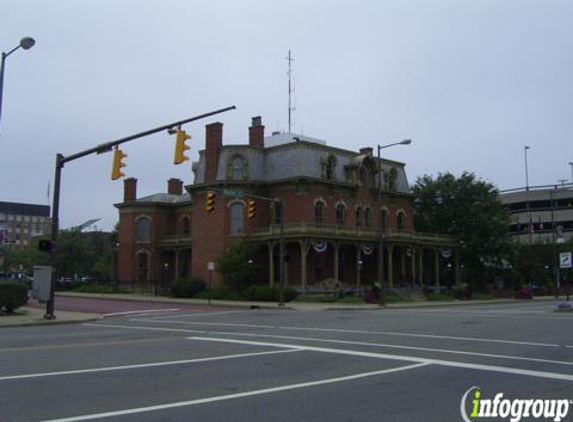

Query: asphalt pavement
[0,297,571,422]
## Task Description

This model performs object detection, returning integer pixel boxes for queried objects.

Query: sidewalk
[0,292,563,328]
[56,291,560,311]
[0,306,101,328]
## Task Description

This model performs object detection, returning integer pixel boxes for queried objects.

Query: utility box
[33,265,52,302]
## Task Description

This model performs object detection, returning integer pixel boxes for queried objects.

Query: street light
[377,139,412,305]
[569,162,573,183]
[0,37,36,130]
[524,145,533,294]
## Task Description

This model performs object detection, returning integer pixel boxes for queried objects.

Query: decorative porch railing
[248,222,456,245]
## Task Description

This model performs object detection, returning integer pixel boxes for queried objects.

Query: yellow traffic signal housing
[205,191,216,213]
[248,200,256,220]
[111,148,128,180]
[174,130,191,165]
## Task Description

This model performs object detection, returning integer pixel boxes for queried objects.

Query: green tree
[412,172,512,289]
[217,241,260,292]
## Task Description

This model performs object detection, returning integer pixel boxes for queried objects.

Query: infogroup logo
[460,386,572,422]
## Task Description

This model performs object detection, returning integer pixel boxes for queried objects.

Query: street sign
[559,252,572,269]
[208,262,215,271]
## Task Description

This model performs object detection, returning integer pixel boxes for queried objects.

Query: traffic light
[174,130,191,165]
[205,191,216,213]
[111,148,128,180]
[248,200,256,220]
[38,239,53,252]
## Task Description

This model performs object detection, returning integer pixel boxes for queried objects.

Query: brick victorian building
[115,117,457,292]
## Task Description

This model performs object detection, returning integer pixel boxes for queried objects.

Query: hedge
[171,278,206,298]
[0,282,29,313]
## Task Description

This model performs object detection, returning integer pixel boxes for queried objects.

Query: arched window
[355,207,363,228]
[336,204,346,226]
[232,156,244,181]
[180,216,191,236]
[137,252,149,282]
[397,211,407,230]
[271,202,284,225]
[364,207,372,228]
[230,203,245,235]
[136,217,150,241]
[380,208,388,231]
[315,201,325,226]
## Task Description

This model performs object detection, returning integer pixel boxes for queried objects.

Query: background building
[0,201,51,248]
[500,183,573,245]
[116,117,457,293]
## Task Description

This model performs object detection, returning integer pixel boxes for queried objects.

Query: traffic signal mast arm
[56,106,236,168]
[44,106,236,320]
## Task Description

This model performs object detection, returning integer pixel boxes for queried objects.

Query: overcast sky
[2,0,572,231]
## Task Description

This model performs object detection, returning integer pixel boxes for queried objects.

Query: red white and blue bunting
[312,241,328,253]
[440,248,452,259]
[362,244,375,255]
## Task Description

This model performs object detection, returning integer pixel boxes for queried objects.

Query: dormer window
[325,155,337,180]
[232,156,244,180]
[226,153,249,181]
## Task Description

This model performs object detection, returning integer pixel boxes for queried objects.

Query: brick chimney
[359,147,373,156]
[249,116,265,147]
[167,178,183,195]
[204,122,223,181]
[124,178,137,202]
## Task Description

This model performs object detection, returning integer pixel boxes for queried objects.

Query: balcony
[248,223,456,245]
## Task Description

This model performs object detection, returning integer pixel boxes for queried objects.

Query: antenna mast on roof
[286,49,295,133]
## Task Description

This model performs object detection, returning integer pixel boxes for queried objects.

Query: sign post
[559,252,572,302]
[207,262,214,305]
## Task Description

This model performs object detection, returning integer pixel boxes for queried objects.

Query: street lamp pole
[377,139,411,305]
[569,162,573,184]
[0,37,35,131]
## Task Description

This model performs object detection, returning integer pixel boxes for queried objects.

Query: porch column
[333,241,340,282]
[268,241,275,287]
[400,247,406,286]
[434,248,440,287]
[387,244,394,288]
[454,250,460,286]
[299,240,308,290]
[411,247,416,286]
[174,248,180,280]
[419,247,424,286]
[356,244,362,289]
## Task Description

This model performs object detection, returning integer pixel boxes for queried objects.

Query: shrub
[382,291,412,303]
[0,282,29,313]
[195,289,245,301]
[73,284,120,294]
[427,291,456,301]
[244,285,299,302]
[171,278,206,298]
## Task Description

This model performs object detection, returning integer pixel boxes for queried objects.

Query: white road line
[0,349,299,381]
[129,318,561,348]
[103,309,180,317]
[141,310,245,320]
[86,322,573,368]
[30,363,428,422]
[380,310,573,320]
[190,337,573,382]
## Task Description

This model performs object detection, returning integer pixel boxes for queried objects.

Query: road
[1,299,572,422]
